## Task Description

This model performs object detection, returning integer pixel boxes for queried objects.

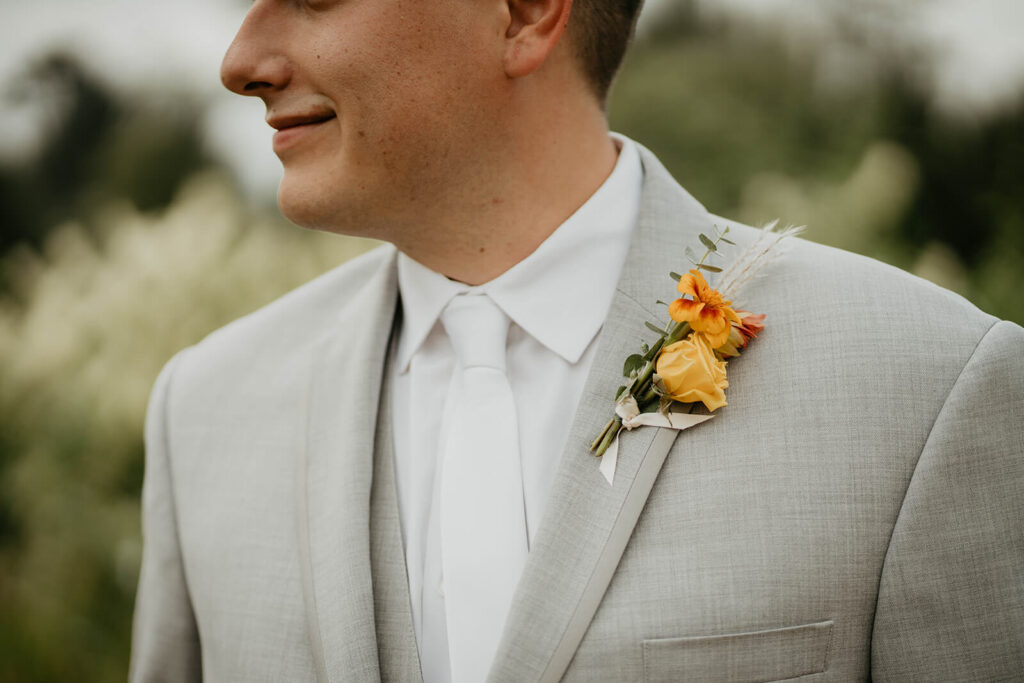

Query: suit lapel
[296,247,400,683]
[370,309,424,682]
[490,147,716,682]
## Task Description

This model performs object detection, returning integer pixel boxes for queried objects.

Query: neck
[389,89,618,286]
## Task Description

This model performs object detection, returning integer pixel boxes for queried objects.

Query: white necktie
[439,293,529,683]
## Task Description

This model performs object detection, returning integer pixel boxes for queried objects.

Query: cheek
[315,6,501,133]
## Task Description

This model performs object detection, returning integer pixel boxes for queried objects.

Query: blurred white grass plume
[0,171,372,650]
[2,171,371,446]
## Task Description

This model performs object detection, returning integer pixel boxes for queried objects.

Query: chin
[277,175,371,238]
[277,181,320,229]
[279,174,339,230]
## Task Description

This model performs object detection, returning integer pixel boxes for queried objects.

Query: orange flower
[717,310,766,358]
[669,269,741,348]
[656,333,729,412]
[734,310,766,345]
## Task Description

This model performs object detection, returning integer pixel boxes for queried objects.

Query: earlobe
[502,0,573,79]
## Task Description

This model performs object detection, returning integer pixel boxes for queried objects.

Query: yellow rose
[656,333,729,412]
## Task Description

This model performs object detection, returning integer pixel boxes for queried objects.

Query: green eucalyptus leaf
[699,233,718,252]
[622,353,644,377]
[698,263,723,273]
[669,271,683,282]
[719,237,736,245]
[684,246,699,264]
[645,321,667,336]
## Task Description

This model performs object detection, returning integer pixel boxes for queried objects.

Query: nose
[220,2,292,96]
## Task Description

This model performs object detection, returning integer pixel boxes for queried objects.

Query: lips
[268,111,337,131]
[268,109,337,154]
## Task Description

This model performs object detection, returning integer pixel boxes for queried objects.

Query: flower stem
[638,385,660,406]
[665,321,691,345]
[590,416,617,453]
[591,417,622,457]
[642,335,665,362]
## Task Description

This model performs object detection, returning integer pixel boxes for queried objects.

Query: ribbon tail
[599,434,619,486]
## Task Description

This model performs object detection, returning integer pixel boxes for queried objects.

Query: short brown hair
[568,0,645,102]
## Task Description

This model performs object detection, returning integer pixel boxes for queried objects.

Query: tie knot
[441,294,510,371]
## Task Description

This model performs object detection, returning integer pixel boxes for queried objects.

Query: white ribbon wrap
[599,396,714,485]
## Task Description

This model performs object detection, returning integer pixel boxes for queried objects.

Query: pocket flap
[643,620,833,683]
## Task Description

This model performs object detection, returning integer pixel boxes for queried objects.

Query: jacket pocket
[642,620,833,683]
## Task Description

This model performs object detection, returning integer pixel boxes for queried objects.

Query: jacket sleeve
[129,351,202,682]
[871,320,1024,680]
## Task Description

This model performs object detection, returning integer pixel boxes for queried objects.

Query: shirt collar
[396,254,468,373]
[396,134,642,372]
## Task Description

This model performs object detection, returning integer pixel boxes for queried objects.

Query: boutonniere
[591,221,801,484]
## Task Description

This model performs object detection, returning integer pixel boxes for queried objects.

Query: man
[130,0,1024,680]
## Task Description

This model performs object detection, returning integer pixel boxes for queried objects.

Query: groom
[131,0,1024,681]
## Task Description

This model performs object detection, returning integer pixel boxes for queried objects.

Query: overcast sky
[2,0,1022,197]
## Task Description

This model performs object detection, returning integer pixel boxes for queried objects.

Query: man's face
[221,0,507,236]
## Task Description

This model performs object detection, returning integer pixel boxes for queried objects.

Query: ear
[503,0,574,79]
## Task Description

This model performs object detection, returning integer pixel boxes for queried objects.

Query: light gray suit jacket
[131,147,1024,682]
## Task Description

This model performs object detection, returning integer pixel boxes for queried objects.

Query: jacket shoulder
[167,242,397,392]
[709,215,999,342]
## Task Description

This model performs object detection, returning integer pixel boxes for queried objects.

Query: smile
[269,112,337,154]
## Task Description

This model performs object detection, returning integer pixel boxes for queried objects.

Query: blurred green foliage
[0,7,1022,681]
[610,6,1024,323]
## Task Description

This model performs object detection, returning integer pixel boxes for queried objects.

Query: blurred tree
[609,5,1024,324]
[0,53,212,267]
[613,7,883,214]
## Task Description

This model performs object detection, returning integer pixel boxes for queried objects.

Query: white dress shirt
[391,135,642,683]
